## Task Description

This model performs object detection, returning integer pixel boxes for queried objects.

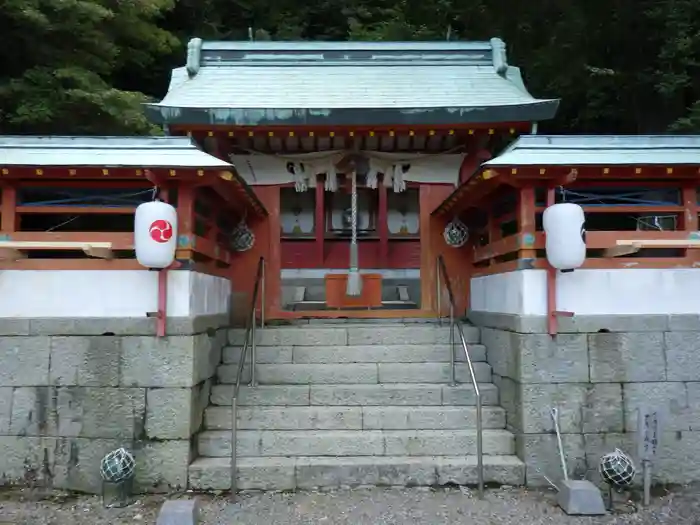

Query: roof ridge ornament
[490,37,508,76]
[186,38,203,78]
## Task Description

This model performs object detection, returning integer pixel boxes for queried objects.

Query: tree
[0,0,178,135]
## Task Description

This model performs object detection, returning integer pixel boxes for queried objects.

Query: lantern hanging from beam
[543,203,586,271]
[134,200,178,269]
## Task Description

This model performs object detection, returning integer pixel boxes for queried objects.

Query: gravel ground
[1,485,699,524]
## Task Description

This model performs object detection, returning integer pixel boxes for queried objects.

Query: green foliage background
[1,0,698,135]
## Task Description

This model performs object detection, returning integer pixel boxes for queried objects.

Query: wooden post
[175,183,195,261]
[1,185,17,233]
[315,176,325,267]
[517,186,536,260]
[545,187,557,336]
[681,184,699,261]
[378,176,389,266]
[681,185,699,231]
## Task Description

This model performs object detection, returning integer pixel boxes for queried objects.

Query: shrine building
[1,38,700,496]
[144,38,559,317]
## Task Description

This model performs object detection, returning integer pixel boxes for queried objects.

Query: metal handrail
[230,256,265,500]
[436,255,484,498]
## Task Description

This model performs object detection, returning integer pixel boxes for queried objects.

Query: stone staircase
[189,321,524,491]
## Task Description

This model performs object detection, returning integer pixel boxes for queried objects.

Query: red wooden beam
[1,184,17,232]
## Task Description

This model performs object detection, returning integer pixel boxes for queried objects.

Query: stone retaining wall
[0,315,228,493]
[469,311,700,486]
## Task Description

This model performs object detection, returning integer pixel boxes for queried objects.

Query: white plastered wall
[470,269,700,315]
[0,270,230,318]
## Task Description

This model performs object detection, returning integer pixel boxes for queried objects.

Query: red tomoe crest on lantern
[149,219,173,243]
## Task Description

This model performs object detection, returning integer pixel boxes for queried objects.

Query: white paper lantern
[134,201,178,269]
[542,203,586,271]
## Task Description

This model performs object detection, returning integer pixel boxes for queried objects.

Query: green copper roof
[145,38,559,127]
[0,136,232,168]
[484,135,700,167]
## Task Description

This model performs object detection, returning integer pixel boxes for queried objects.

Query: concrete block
[0,388,11,434]
[668,314,700,331]
[193,332,222,384]
[310,384,441,406]
[436,455,525,486]
[49,336,120,386]
[254,363,379,384]
[517,433,587,487]
[377,362,491,383]
[189,456,298,491]
[147,388,196,439]
[0,436,58,485]
[210,384,310,406]
[588,332,666,382]
[441,384,500,406]
[383,429,514,456]
[665,332,700,381]
[0,318,30,336]
[481,328,515,378]
[260,430,385,457]
[223,345,293,364]
[191,380,211,435]
[197,430,260,457]
[291,344,486,364]
[518,383,623,434]
[156,499,200,525]
[29,317,153,336]
[121,336,199,387]
[55,387,146,439]
[0,336,51,386]
[347,325,478,345]
[558,315,669,333]
[206,406,363,430]
[229,327,347,346]
[623,382,690,432]
[295,456,437,489]
[9,387,57,436]
[514,334,589,383]
[135,440,191,492]
[52,437,125,492]
[188,455,526,491]
[361,406,505,430]
[497,377,520,431]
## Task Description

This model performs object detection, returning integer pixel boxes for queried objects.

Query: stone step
[197,429,515,457]
[222,344,487,365]
[216,362,492,385]
[228,324,480,347]
[210,383,499,407]
[204,405,507,431]
[189,455,525,491]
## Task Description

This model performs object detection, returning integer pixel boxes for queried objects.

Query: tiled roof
[145,39,559,127]
[0,136,232,168]
[484,135,700,167]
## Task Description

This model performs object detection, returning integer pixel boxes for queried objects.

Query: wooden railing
[468,183,700,274]
[0,182,238,275]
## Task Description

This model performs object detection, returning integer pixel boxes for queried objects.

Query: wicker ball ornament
[599,448,636,488]
[230,220,255,252]
[100,448,136,483]
[443,219,469,248]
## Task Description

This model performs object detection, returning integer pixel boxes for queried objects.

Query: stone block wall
[0,315,228,493]
[470,312,700,486]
